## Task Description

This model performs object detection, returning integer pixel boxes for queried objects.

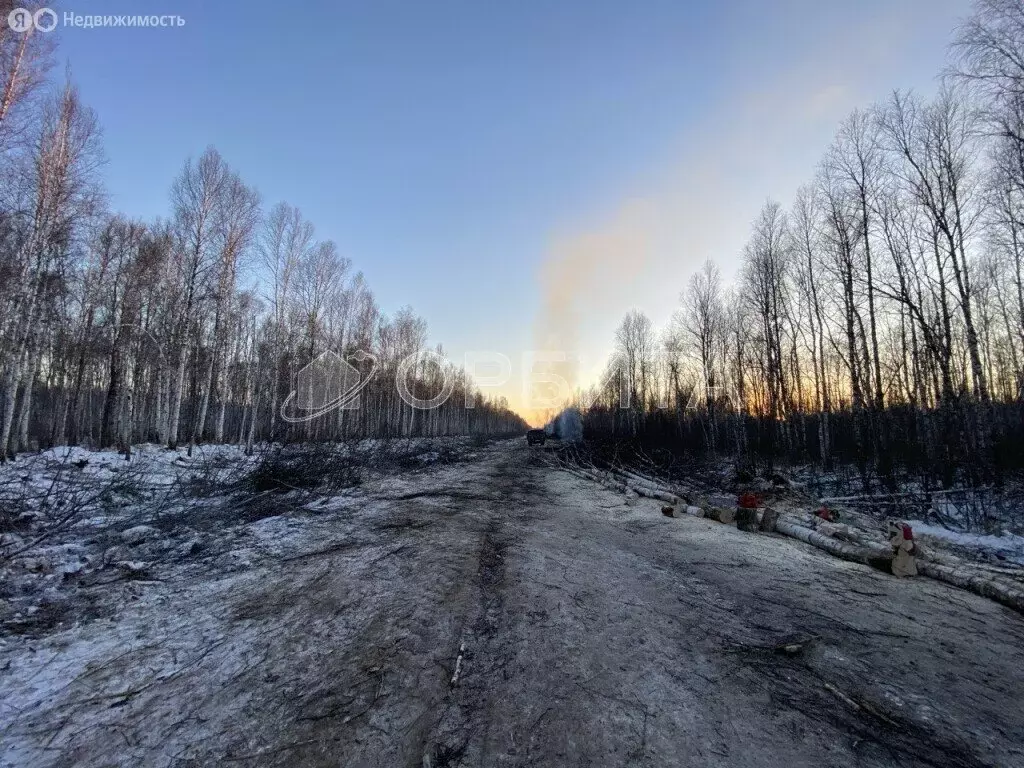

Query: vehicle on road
[526,428,547,446]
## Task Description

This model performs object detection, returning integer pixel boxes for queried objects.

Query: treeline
[578,0,1024,490]
[0,7,524,459]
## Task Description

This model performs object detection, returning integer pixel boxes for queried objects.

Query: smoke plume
[527,201,656,424]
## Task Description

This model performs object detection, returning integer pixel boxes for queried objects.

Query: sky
[51,0,975,423]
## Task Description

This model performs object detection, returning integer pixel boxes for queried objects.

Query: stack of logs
[580,462,1024,616]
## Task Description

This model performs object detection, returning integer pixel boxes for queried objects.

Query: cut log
[604,468,686,506]
[772,517,1024,614]
[917,561,1024,614]
[889,527,918,578]
[833,527,867,544]
[704,506,736,524]
[759,507,780,532]
[617,469,667,490]
[624,483,679,505]
[774,518,890,565]
[735,507,758,532]
[573,467,624,492]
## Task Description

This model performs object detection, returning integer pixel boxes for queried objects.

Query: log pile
[562,456,1024,616]
[773,517,1024,614]
[568,465,682,506]
[773,517,892,566]
[916,561,1024,614]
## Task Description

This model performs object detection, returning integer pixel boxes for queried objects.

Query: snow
[1,440,1023,767]
[0,440,484,766]
[118,525,160,544]
[244,515,311,557]
[0,438,477,645]
[4,443,260,504]
[905,520,1024,565]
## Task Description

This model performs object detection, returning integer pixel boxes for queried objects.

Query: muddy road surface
[3,441,1023,767]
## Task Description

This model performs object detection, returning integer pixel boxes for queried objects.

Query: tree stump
[889,523,918,577]
[736,507,758,532]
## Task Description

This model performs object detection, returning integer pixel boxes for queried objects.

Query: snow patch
[906,520,1024,565]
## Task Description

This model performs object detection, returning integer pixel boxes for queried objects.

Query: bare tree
[743,201,792,467]
[189,169,260,451]
[614,310,655,434]
[0,79,103,459]
[681,260,724,452]
[0,1,54,151]
[165,148,227,449]
[258,202,312,439]
[791,184,833,468]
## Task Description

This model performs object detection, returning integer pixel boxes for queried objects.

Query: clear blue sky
[54,0,973,416]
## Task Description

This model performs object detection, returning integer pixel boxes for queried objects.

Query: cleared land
[2,440,1023,767]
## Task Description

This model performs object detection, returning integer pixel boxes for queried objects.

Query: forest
[576,0,1024,493]
[0,3,525,460]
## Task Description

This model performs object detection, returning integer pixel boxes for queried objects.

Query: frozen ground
[2,440,1024,767]
[901,520,1024,566]
[786,467,1024,568]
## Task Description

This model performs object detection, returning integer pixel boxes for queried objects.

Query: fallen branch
[725,636,816,656]
[823,680,862,711]
[450,641,466,686]
[823,681,899,728]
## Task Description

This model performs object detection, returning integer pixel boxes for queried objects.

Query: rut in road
[415,446,1023,768]
[420,457,539,767]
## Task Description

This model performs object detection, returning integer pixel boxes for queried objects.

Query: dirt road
[3,441,1023,767]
